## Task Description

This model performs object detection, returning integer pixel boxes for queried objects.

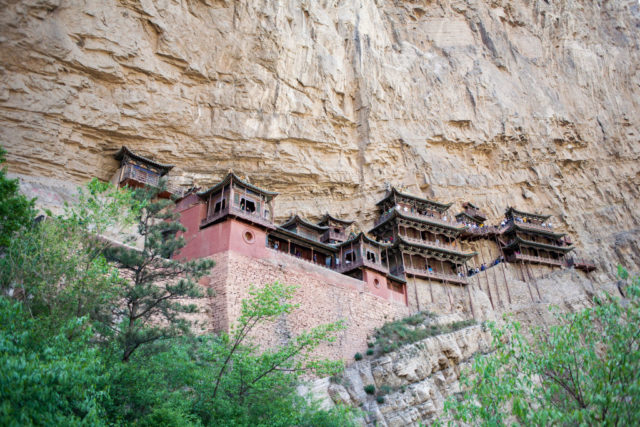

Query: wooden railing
[201,204,273,229]
[321,229,347,242]
[464,207,487,220]
[404,266,468,285]
[121,164,183,197]
[508,253,563,266]
[335,257,389,274]
[375,207,464,229]
[503,237,569,250]
[502,219,557,234]
[400,235,462,253]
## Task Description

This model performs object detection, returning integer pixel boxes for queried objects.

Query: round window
[243,230,255,244]
[373,278,381,288]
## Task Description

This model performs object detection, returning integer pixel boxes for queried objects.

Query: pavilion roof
[503,236,574,253]
[505,207,551,221]
[395,235,477,260]
[455,212,482,223]
[281,214,329,233]
[337,232,393,250]
[370,208,465,233]
[270,227,337,253]
[318,213,354,226]
[376,187,452,212]
[197,172,279,199]
[114,146,174,175]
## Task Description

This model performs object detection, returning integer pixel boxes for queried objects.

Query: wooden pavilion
[198,172,278,230]
[317,213,353,244]
[499,207,574,267]
[370,188,475,285]
[268,215,337,268]
[112,146,180,198]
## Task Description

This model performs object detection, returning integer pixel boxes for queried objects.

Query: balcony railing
[335,257,389,274]
[321,229,347,242]
[400,235,462,253]
[201,204,274,229]
[375,207,464,230]
[502,219,558,234]
[464,207,487,220]
[404,266,468,285]
[120,164,183,197]
[507,253,563,267]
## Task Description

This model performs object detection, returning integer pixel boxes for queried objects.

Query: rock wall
[1,0,639,276]
[198,249,409,361]
[310,266,609,426]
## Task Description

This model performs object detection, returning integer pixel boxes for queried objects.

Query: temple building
[369,187,476,286]
[111,146,181,198]
[335,232,407,305]
[455,202,487,226]
[317,214,353,244]
[268,215,336,268]
[499,207,574,267]
[198,172,277,230]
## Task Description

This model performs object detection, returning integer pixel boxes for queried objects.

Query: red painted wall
[174,202,268,261]
[363,269,407,306]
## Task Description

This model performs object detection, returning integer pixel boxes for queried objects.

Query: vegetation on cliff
[0,167,355,425]
[443,268,640,426]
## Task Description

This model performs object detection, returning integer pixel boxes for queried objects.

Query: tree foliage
[104,182,214,361]
[0,147,35,248]
[0,168,355,425]
[443,268,640,426]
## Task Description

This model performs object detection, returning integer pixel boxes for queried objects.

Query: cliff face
[1,0,639,272]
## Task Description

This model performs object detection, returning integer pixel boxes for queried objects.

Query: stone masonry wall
[197,249,410,361]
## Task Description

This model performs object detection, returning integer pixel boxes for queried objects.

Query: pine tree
[105,181,214,362]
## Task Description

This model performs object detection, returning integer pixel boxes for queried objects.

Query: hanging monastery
[111,146,597,359]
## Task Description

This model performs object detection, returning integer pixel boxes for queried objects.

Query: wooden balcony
[404,266,468,285]
[565,257,597,272]
[335,257,389,274]
[120,164,183,197]
[464,207,487,221]
[507,253,563,267]
[321,229,348,242]
[375,207,464,230]
[502,219,559,235]
[200,204,274,229]
[400,235,465,254]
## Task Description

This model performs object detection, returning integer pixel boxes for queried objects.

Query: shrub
[373,313,476,354]
[443,267,640,426]
[367,341,374,348]
[354,352,363,361]
[364,384,375,395]
[366,348,374,356]
[376,396,385,404]
[378,385,393,396]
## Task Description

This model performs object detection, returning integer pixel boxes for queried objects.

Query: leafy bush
[376,396,385,404]
[366,348,374,356]
[373,312,475,354]
[364,384,376,395]
[443,267,640,426]
[354,352,363,361]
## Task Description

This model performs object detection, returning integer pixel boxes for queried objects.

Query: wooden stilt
[520,260,535,303]
[495,236,512,305]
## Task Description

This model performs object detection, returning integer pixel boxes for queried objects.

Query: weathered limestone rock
[0,0,638,277]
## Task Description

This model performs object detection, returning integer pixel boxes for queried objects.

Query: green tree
[105,282,356,426]
[104,182,214,361]
[0,147,35,248]
[0,298,110,426]
[443,268,640,426]
[193,282,347,425]
[0,179,136,333]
